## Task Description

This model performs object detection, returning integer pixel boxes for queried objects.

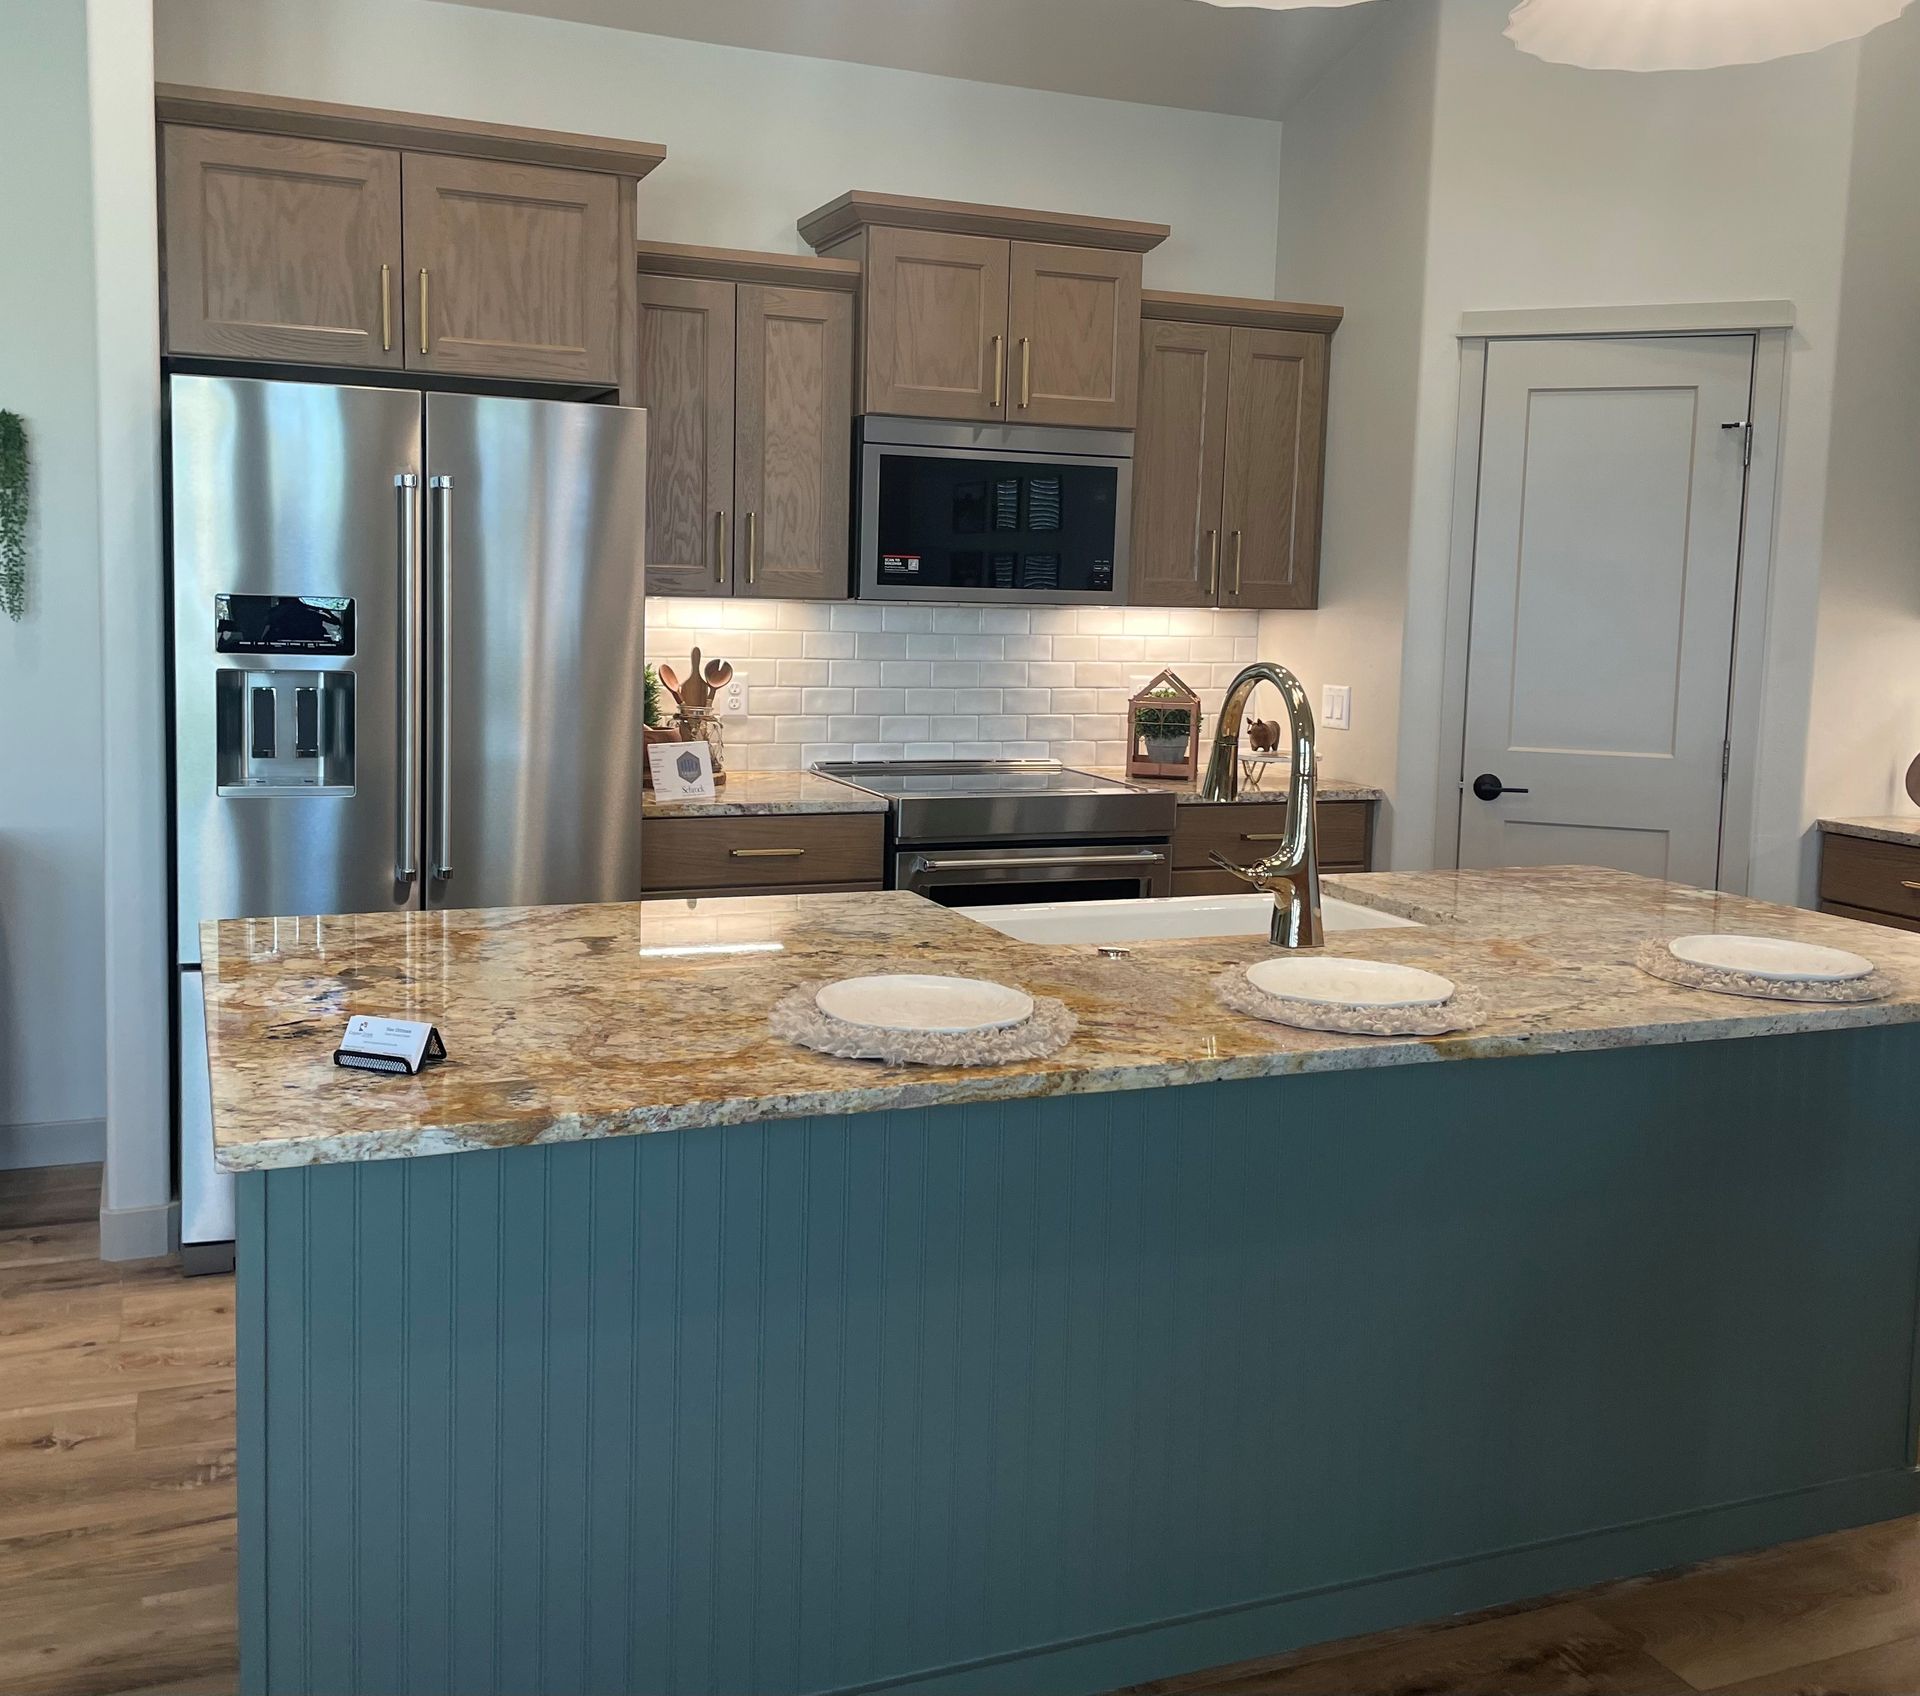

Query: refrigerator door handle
[395,474,421,884]
[430,473,455,882]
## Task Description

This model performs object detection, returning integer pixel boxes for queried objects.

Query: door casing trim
[1432,323,1789,895]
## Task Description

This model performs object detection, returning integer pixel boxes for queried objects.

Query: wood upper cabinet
[735,284,854,601]
[800,192,1167,427]
[635,274,736,595]
[1007,242,1141,428]
[161,126,403,367]
[861,226,1009,421]
[402,155,621,384]
[156,88,664,388]
[636,245,858,600]
[1129,320,1232,607]
[1221,327,1327,610]
[1128,293,1340,611]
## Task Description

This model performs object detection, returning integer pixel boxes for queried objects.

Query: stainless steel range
[813,760,1176,905]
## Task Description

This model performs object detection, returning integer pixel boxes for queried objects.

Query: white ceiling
[446,0,1383,121]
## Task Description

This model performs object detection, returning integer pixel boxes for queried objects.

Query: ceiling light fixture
[1504,0,1914,70]
[1189,1,1376,9]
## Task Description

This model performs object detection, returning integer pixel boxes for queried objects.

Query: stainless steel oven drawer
[896,842,1172,905]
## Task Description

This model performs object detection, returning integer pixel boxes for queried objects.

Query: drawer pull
[730,846,806,859]
[1902,881,1920,893]
[1242,832,1289,843]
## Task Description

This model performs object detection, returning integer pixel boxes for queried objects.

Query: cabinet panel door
[1128,320,1232,607]
[736,285,854,602]
[402,155,620,384]
[862,226,1009,420]
[636,275,736,596]
[1008,242,1142,429]
[162,126,402,367]
[1220,327,1328,610]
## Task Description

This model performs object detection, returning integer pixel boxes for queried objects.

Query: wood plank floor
[4,1164,1919,1696]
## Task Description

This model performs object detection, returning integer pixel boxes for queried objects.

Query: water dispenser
[212,594,357,796]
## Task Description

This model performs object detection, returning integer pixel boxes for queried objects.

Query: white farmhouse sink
[966,891,1421,946]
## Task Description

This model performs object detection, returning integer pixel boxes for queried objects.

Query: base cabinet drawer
[1818,834,1920,925]
[644,812,885,894]
[1173,800,1373,874]
[1819,898,1920,935]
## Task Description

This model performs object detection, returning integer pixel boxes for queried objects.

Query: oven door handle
[911,851,1168,873]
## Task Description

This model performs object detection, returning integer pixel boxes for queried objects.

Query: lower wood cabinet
[643,811,885,898]
[1170,799,1374,895]
[637,247,855,600]
[1818,832,1920,932]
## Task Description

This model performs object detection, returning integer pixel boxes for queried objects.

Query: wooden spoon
[703,658,734,694]
[657,664,684,705]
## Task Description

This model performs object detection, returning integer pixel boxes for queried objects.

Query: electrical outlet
[720,670,746,717]
[1320,684,1352,731]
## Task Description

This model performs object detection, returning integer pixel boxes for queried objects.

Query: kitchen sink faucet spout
[1201,662,1323,948]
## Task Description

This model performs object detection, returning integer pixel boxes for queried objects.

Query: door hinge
[1722,740,1732,781]
[1722,420,1753,467]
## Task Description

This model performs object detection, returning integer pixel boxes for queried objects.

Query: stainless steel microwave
[855,417,1132,605]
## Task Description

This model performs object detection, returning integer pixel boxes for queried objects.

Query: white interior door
[1457,335,1754,887]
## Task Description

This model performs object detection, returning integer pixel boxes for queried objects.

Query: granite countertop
[641,768,888,818]
[203,867,1920,1172]
[1094,769,1385,805]
[643,766,1383,818]
[1820,815,1920,848]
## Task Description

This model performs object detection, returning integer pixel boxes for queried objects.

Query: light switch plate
[1321,684,1352,731]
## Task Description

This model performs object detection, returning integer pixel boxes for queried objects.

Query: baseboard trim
[871,1469,1920,1695]
[99,1197,179,1262]
[0,1118,107,1171]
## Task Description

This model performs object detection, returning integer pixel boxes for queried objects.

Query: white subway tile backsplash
[647,598,1271,771]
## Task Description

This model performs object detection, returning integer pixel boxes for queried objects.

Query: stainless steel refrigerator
[170,375,648,1268]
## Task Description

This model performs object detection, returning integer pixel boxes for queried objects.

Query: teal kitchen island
[203,870,1920,1696]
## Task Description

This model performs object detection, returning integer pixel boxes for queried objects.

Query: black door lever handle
[1471,773,1530,801]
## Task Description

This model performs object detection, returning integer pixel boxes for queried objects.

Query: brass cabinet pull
[714,510,728,584]
[730,846,805,858]
[1231,529,1244,595]
[1902,880,1920,892]
[1206,528,1220,596]
[990,334,1005,409]
[1018,336,1032,408]
[1242,832,1290,843]
[380,264,392,352]
[418,269,430,355]
[746,511,757,585]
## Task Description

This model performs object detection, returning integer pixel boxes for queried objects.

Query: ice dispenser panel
[216,670,355,795]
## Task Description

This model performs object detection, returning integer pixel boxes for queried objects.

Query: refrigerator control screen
[214,594,355,656]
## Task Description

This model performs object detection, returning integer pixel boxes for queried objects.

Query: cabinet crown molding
[635,239,861,292]
[1141,289,1344,335]
[154,83,668,181]
[799,189,1169,255]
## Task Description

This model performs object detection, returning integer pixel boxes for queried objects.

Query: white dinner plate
[815,974,1035,1034]
[1245,956,1455,1010]
[1667,934,1874,984]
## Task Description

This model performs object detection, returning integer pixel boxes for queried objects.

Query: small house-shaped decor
[1127,669,1203,781]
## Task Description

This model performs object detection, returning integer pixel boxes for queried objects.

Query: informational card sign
[334,1015,447,1077]
[648,739,717,801]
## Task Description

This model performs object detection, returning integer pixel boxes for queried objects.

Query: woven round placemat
[1634,940,1894,1004]
[1214,967,1488,1037]
[770,982,1077,1066]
